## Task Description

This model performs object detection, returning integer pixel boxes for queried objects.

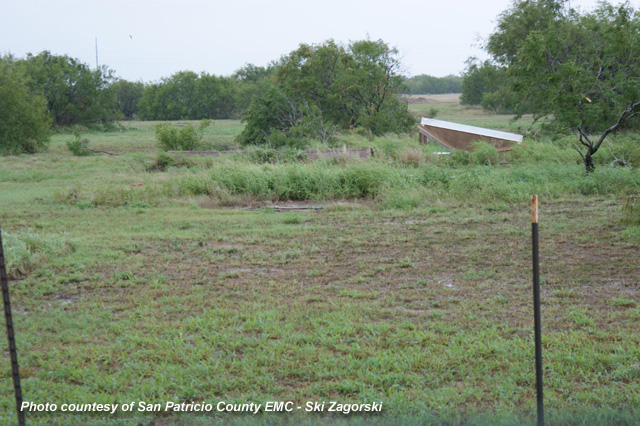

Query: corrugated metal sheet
[419,118,523,152]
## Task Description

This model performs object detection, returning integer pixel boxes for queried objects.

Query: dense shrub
[66,128,92,156]
[155,120,211,151]
[147,152,196,171]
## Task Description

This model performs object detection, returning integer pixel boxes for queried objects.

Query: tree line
[403,74,462,95]
[1,39,415,154]
[0,51,278,154]
[2,40,427,129]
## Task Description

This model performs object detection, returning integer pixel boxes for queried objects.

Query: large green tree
[238,39,414,146]
[0,59,52,155]
[486,0,640,172]
[19,51,118,127]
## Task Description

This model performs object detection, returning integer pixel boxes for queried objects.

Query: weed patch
[2,228,76,279]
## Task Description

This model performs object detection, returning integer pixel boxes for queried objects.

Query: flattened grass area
[1,100,639,426]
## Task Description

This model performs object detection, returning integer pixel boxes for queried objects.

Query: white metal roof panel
[420,118,523,143]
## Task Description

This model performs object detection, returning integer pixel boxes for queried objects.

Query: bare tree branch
[609,146,631,167]
[595,100,640,151]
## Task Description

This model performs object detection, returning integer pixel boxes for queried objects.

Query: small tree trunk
[584,151,596,173]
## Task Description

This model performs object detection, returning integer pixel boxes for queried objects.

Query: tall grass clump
[396,147,425,167]
[177,162,417,202]
[2,229,76,279]
[245,146,308,164]
[571,167,640,196]
[383,160,639,208]
[508,138,577,164]
[445,163,640,203]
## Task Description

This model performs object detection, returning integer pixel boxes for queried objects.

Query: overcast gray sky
[2,0,609,82]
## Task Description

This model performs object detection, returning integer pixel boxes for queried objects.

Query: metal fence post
[531,196,544,426]
[1,227,26,426]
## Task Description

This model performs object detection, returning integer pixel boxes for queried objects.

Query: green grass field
[1,97,639,426]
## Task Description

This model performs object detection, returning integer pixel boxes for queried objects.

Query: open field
[1,99,640,425]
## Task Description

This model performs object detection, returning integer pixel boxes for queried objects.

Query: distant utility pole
[95,37,99,69]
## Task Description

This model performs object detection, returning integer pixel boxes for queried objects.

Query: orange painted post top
[531,195,539,224]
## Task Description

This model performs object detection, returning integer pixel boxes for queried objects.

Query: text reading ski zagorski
[22,401,383,414]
